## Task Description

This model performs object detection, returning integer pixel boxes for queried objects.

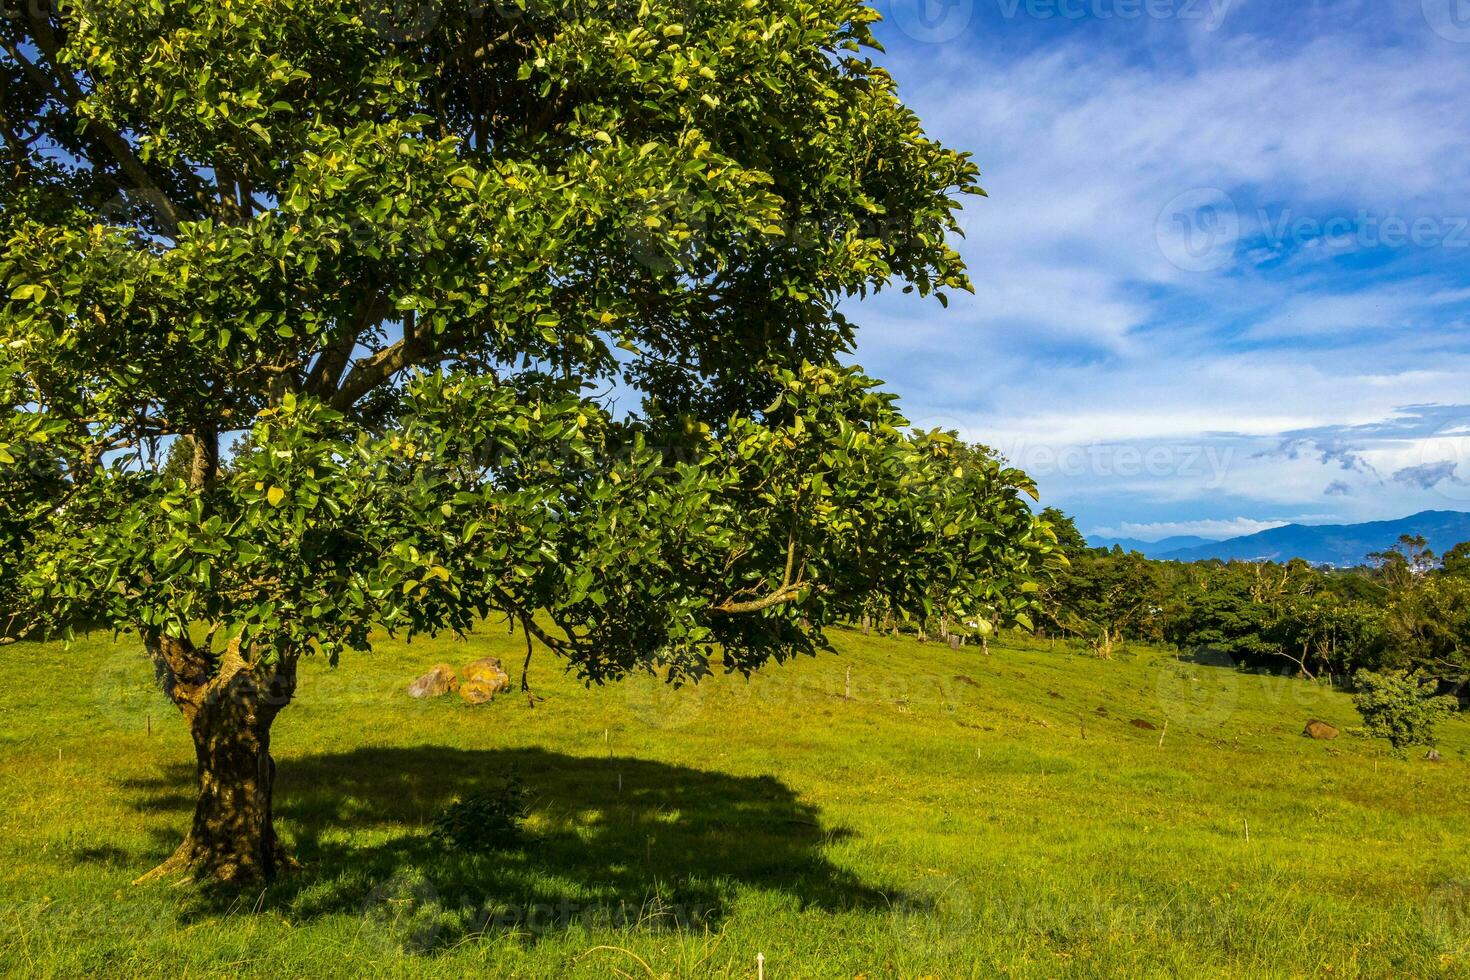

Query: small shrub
[1351,669,1458,757]
[429,777,528,852]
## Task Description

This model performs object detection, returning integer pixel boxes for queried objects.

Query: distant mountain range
[1090,510,1470,567]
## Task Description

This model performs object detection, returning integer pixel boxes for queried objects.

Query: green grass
[2,627,1468,978]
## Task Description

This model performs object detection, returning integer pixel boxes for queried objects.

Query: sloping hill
[1159,509,1470,566]
[0,627,1466,976]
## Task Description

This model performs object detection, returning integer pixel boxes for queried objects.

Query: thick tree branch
[330,337,421,410]
[519,616,536,708]
[712,582,808,615]
[306,292,389,397]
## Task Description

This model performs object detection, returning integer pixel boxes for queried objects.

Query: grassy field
[1,626,1468,978]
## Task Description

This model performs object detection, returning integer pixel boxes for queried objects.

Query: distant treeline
[1036,508,1470,693]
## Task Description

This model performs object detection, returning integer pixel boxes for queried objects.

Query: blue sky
[849,0,1470,541]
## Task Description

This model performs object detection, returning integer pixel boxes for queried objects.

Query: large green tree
[1,0,1046,883]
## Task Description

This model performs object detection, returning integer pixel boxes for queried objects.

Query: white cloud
[848,17,1470,531]
[1091,518,1290,542]
[1244,283,1470,341]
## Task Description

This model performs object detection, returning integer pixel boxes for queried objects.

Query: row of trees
[1036,512,1470,689]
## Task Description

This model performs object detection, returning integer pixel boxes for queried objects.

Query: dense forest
[1033,507,1470,694]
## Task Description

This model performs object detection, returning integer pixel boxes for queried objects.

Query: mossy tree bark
[137,632,298,884]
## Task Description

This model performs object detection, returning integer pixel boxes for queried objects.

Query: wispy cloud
[853,4,1470,533]
[1257,438,1381,479]
[1091,518,1290,542]
[1392,461,1469,490]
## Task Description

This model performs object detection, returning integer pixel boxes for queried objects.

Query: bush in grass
[1351,669,1458,757]
[430,778,528,852]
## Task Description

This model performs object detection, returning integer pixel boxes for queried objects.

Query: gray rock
[408,664,459,699]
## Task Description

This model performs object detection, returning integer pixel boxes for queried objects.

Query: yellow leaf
[266,486,285,507]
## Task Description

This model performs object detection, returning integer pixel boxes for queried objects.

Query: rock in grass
[459,658,510,705]
[408,664,459,699]
[459,679,500,705]
[1130,718,1157,730]
[1302,719,1339,740]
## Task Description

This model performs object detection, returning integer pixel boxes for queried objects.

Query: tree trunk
[137,633,297,885]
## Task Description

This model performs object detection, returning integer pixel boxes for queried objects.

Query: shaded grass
[1,627,1468,977]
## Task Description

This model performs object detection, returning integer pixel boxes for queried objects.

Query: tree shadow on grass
[117,747,900,949]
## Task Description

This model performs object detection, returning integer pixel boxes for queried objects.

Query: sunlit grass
[1,626,1467,977]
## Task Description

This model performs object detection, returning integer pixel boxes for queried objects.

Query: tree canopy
[0,0,1048,881]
